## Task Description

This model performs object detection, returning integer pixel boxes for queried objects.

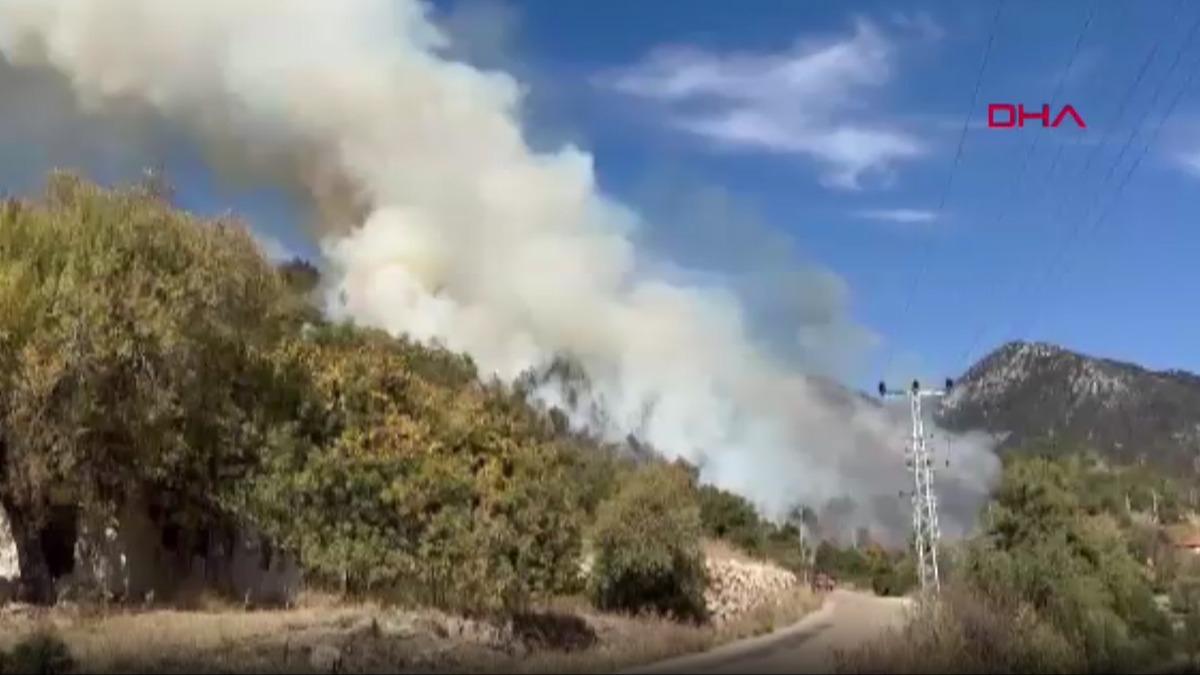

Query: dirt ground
[0,587,823,674]
[626,590,913,675]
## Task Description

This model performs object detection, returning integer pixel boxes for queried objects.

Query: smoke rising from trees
[0,0,999,542]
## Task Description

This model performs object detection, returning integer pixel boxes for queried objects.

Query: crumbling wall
[0,510,17,602]
[0,493,301,606]
[187,524,301,606]
[65,498,176,601]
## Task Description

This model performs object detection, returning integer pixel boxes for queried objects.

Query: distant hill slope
[935,341,1200,472]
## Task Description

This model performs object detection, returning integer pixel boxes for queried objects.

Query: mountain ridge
[935,340,1200,472]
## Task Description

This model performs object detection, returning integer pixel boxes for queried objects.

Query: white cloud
[599,18,926,190]
[1176,150,1200,177]
[855,208,938,224]
[890,10,945,41]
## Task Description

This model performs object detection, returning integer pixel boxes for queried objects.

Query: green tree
[1172,558,1200,666]
[7,629,75,675]
[696,484,766,554]
[962,455,1172,671]
[237,326,583,611]
[589,463,707,622]
[0,173,295,602]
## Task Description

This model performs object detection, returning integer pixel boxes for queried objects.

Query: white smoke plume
[0,0,999,542]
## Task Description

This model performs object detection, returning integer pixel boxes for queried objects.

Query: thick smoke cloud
[0,58,168,191]
[0,0,999,542]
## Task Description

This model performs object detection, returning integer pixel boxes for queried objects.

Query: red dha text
[988,104,1086,129]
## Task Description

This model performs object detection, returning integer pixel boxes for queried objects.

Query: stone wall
[0,495,300,606]
[703,557,798,624]
[578,550,799,624]
[0,510,17,603]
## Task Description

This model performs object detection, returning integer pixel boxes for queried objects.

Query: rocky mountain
[935,340,1200,473]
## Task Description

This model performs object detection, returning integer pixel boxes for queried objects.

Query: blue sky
[418,0,1200,390]
[3,0,1199,393]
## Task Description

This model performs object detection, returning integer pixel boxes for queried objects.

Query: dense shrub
[841,452,1180,673]
[589,463,708,622]
[0,173,296,602]
[6,630,75,675]
[0,174,590,610]
[838,584,1082,674]
[814,541,871,580]
[697,485,767,554]
[961,458,1172,670]
[870,553,916,597]
[759,524,810,573]
[235,326,584,611]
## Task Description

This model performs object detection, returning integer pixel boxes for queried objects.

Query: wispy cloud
[1176,150,1200,178]
[855,208,938,224]
[597,18,926,190]
[889,10,946,41]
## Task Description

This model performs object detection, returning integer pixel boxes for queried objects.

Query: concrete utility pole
[879,377,953,594]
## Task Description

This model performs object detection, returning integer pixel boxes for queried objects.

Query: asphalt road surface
[626,590,913,675]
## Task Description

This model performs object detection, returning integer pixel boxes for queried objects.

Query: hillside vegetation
[0,174,818,627]
[938,340,1200,473]
[843,450,1200,673]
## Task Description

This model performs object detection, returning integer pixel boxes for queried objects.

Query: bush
[6,630,75,675]
[236,326,584,611]
[814,541,872,583]
[837,585,1082,674]
[697,485,767,554]
[957,456,1173,670]
[843,452,1180,673]
[870,554,916,597]
[0,173,298,602]
[589,463,707,622]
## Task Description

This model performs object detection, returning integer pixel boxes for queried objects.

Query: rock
[346,615,379,638]
[702,556,797,623]
[380,615,420,640]
[0,602,35,618]
[310,644,342,673]
[411,644,453,668]
[436,616,512,649]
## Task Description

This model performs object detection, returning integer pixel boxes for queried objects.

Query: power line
[901,1,1096,373]
[1050,2,1179,210]
[882,0,1006,378]
[1015,41,1200,339]
[954,2,1196,368]
[989,4,1099,233]
[946,4,1125,365]
[994,1,1151,231]
[938,1,1008,215]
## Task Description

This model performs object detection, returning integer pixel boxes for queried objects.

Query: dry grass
[1,605,376,673]
[0,585,822,674]
[714,586,822,641]
[702,539,759,564]
[832,587,1082,675]
[496,585,822,674]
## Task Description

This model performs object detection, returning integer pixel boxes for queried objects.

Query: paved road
[626,590,913,675]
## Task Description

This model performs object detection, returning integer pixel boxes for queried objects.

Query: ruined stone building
[0,492,299,606]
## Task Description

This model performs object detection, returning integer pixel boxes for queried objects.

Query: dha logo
[988,103,1086,129]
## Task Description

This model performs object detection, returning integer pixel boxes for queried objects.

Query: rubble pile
[703,557,797,624]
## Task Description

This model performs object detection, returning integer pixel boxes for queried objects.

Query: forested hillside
[0,174,815,624]
[938,341,1200,472]
[844,449,1200,673]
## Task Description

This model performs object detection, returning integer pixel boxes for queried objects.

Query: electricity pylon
[878,377,953,594]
